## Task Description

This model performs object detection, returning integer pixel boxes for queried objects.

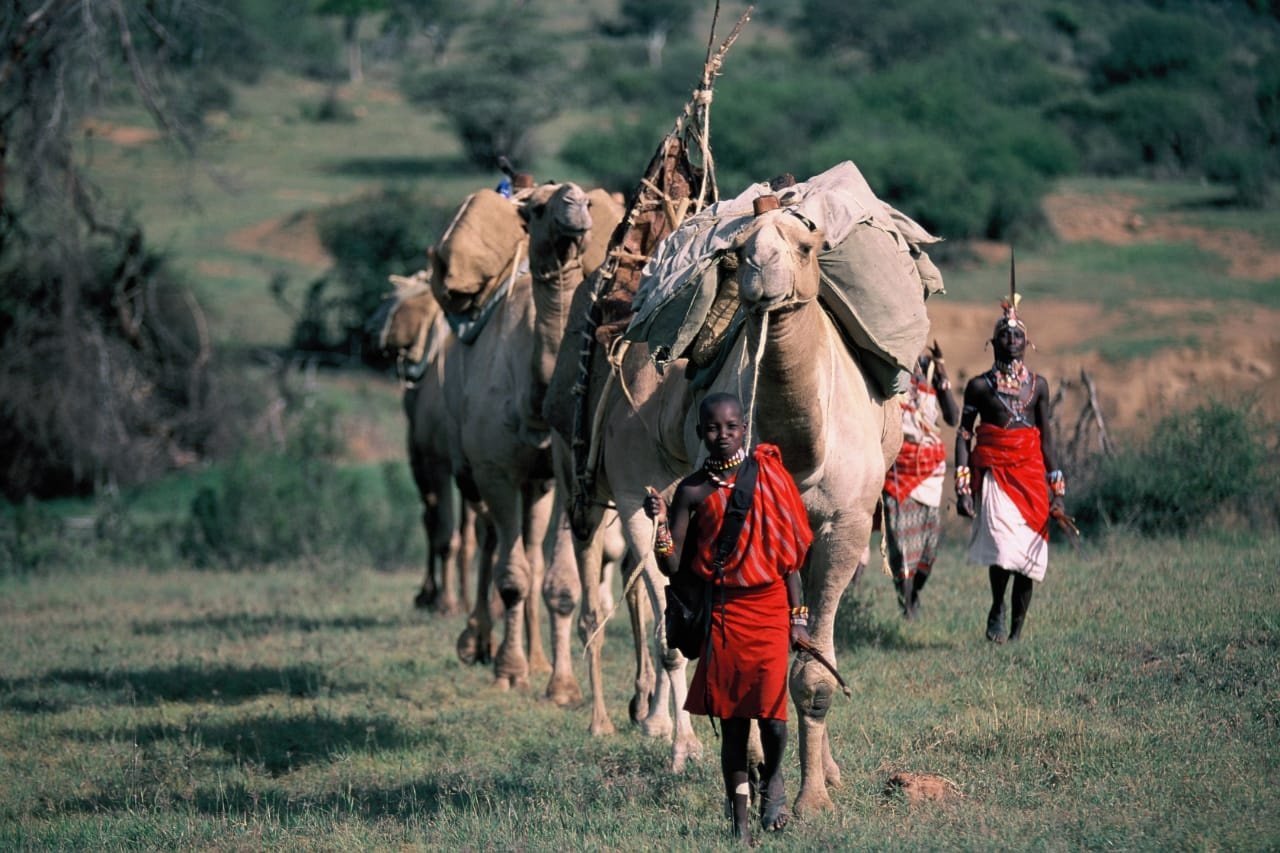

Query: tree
[0,0,247,498]
[382,0,469,66]
[315,0,387,84]
[611,0,699,69]
[400,6,566,168]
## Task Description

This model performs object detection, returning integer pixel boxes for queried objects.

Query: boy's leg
[721,718,753,843]
[757,718,789,830]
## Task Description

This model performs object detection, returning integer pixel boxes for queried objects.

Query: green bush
[1098,85,1219,173]
[292,188,456,358]
[1094,12,1226,88]
[182,404,421,569]
[1204,148,1273,208]
[1073,400,1278,535]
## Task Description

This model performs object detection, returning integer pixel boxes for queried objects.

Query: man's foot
[986,602,1006,643]
[760,773,790,831]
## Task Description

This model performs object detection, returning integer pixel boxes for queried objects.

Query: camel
[520,181,665,729]
[370,272,499,663]
[696,205,903,816]
[541,262,707,769]
[430,187,560,688]
[373,272,474,615]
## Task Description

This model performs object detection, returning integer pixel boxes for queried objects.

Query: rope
[741,310,769,450]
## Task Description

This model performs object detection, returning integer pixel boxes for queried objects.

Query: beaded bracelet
[789,605,809,617]
[790,616,809,627]
[1047,469,1066,497]
[955,465,972,496]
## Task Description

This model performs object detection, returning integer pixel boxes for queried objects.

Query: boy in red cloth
[955,290,1065,642]
[644,392,813,844]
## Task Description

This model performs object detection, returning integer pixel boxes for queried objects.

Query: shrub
[1073,400,1277,535]
[1204,148,1273,208]
[291,188,456,359]
[1098,85,1219,173]
[182,403,421,569]
[1094,12,1226,88]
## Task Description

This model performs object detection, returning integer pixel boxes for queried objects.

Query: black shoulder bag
[663,457,759,660]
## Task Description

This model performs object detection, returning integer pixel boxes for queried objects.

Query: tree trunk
[344,15,362,84]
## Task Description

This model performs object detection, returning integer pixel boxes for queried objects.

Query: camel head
[370,269,441,363]
[732,209,825,312]
[430,188,527,316]
[522,182,624,285]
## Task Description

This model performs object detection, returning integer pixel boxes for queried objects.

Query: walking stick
[792,637,853,699]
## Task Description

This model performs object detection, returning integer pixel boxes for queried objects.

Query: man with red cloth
[882,341,958,619]
[955,292,1065,643]
[644,392,813,844]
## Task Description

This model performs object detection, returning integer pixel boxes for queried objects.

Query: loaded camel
[699,202,903,816]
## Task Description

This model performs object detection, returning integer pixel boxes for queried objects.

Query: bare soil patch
[81,119,161,147]
[225,212,331,269]
[1043,190,1280,281]
[930,298,1280,436]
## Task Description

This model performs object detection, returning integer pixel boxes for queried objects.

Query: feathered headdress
[994,249,1027,335]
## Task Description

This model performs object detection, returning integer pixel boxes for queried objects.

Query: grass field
[3,534,1277,849]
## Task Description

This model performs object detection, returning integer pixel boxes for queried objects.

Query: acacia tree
[0,0,247,499]
[400,5,566,168]
[315,0,387,84]
[604,0,698,68]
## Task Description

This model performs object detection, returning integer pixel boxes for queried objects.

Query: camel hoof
[792,787,835,818]
[414,587,438,609]
[629,690,655,724]
[640,715,673,739]
[544,675,584,707]
[589,716,617,737]
[671,737,702,774]
[435,597,463,617]
[456,629,480,665]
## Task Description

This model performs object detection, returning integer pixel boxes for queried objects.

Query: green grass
[3,534,1277,849]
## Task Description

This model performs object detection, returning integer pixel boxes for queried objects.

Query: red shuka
[970,424,1049,539]
[684,443,813,721]
[883,439,947,503]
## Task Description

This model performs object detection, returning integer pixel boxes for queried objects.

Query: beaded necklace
[703,447,746,489]
[987,359,1035,426]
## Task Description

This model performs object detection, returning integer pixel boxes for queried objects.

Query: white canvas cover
[625,161,945,396]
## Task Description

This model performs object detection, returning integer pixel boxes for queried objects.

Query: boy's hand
[643,486,667,522]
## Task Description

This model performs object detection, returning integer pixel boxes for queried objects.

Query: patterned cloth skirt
[883,492,942,580]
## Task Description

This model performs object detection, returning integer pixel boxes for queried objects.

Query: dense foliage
[1073,400,1280,534]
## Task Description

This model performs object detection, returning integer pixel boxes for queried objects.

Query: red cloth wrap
[688,444,813,588]
[971,424,1049,538]
[682,443,812,720]
[685,580,790,720]
[883,439,947,503]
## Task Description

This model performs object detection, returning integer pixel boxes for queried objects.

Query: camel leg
[485,486,531,690]
[455,501,477,614]
[523,480,554,676]
[790,535,863,816]
[434,487,465,616]
[625,554,657,724]
[543,509,585,707]
[578,516,616,736]
[457,516,497,665]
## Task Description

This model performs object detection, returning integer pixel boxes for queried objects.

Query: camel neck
[751,300,827,475]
